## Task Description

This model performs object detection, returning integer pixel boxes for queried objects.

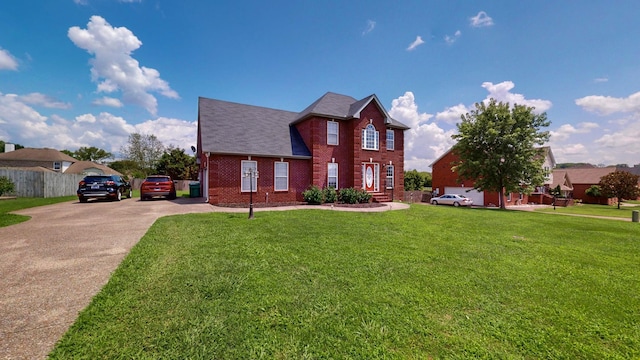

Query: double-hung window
[386,129,395,150]
[327,163,338,189]
[386,165,394,189]
[362,124,379,150]
[274,162,289,191]
[241,160,257,192]
[327,121,339,145]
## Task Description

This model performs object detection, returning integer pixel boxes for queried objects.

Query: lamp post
[244,167,259,219]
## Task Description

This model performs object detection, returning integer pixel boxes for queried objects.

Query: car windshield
[145,176,171,182]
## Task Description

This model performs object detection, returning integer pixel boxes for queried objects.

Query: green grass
[50,205,639,359]
[536,202,640,219]
[0,196,76,227]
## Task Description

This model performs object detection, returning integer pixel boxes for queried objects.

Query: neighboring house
[196,92,410,205]
[431,146,556,207]
[562,167,619,205]
[0,148,77,172]
[0,147,121,175]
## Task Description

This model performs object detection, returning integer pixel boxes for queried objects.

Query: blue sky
[1,1,639,171]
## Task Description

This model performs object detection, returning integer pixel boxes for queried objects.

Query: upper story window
[386,129,395,150]
[241,160,258,192]
[361,124,379,150]
[327,121,339,145]
[274,162,289,191]
[53,162,61,171]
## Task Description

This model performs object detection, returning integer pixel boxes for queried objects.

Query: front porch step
[371,193,392,203]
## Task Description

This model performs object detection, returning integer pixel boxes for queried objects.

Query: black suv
[77,175,132,203]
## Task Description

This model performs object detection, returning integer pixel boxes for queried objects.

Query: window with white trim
[362,124,379,150]
[328,163,338,189]
[386,165,394,189]
[241,160,257,192]
[327,121,339,145]
[274,162,289,191]
[53,162,61,171]
[386,129,395,150]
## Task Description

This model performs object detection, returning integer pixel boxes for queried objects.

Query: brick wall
[206,154,311,205]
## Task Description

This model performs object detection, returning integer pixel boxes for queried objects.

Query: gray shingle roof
[0,148,77,162]
[198,97,311,158]
[198,92,410,158]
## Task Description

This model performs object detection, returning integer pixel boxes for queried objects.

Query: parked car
[77,175,132,203]
[431,194,473,207]
[140,175,177,200]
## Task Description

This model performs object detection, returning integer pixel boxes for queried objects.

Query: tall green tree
[404,170,431,191]
[598,171,640,209]
[452,99,550,209]
[74,146,113,162]
[120,133,165,177]
[155,147,198,180]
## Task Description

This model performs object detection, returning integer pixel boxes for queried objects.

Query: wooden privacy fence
[0,169,84,198]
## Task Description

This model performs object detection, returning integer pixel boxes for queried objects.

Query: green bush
[338,188,358,204]
[0,176,14,196]
[357,189,372,203]
[303,185,323,204]
[323,187,337,203]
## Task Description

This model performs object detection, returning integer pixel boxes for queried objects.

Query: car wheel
[115,189,122,201]
[169,191,177,200]
[453,201,460,207]
[431,200,438,205]
[127,188,133,198]
[79,196,87,203]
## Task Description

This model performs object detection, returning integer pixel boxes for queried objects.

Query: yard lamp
[244,168,259,219]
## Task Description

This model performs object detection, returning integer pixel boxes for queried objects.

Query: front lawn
[0,196,76,227]
[50,205,639,359]
[536,202,640,219]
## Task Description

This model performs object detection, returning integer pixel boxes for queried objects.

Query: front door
[362,163,379,192]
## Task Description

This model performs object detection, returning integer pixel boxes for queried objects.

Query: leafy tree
[404,169,430,191]
[60,149,76,158]
[109,159,140,178]
[155,147,197,180]
[598,171,640,209]
[73,146,113,162]
[0,176,15,196]
[452,98,550,209]
[585,185,602,198]
[121,133,165,177]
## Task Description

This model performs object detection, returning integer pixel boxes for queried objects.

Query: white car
[431,194,473,207]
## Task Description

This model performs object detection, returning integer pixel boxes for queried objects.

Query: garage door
[445,187,484,206]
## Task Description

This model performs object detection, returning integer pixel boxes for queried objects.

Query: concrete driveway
[0,197,215,359]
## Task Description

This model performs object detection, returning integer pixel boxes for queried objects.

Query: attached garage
[445,187,484,206]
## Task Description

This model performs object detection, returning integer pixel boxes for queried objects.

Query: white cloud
[469,11,494,28]
[407,36,425,51]
[435,103,469,124]
[73,0,88,5]
[594,77,608,83]
[389,92,456,171]
[481,81,552,112]
[363,20,376,35]
[0,48,19,71]
[445,30,461,45]
[134,117,197,149]
[68,15,179,116]
[17,93,72,109]
[575,91,640,115]
[92,96,124,108]
[549,122,599,142]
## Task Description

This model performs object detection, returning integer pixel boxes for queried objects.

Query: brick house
[431,146,556,207]
[196,92,410,205]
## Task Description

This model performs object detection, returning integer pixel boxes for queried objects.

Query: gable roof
[0,148,77,162]
[551,170,573,191]
[562,167,617,184]
[198,97,311,158]
[293,92,409,130]
[65,161,122,175]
